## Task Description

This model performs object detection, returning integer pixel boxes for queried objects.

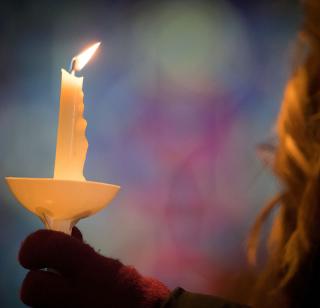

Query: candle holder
[6,177,120,234]
[6,43,119,234]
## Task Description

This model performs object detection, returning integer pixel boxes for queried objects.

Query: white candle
[6,41,121,235]
[54,42,100,181]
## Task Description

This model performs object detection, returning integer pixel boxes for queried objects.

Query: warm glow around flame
[73,42,101,72]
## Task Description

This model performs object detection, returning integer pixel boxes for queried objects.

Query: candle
[54,42,100,181]
[6,42,120,234]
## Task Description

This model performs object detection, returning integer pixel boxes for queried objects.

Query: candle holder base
[5,177,120,234]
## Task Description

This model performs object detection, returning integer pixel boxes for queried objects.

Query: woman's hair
[247,1,320,307]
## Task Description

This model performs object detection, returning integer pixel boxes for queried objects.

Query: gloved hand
[18,228,170,308]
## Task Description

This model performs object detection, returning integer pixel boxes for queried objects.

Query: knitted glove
[19,228,170,308]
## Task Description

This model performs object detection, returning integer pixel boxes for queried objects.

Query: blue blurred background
[0,0,300,306]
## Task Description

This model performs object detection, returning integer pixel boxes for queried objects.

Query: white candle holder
[6,177,120,234]
[6,43,118,235]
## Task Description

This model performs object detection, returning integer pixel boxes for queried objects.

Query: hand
[19,228,169,308]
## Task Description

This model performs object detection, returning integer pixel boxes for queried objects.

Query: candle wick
[70,58,77,75]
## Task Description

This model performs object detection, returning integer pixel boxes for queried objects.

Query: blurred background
[0,0,300,306]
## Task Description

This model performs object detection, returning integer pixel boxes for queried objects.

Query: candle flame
[72,42,101,72]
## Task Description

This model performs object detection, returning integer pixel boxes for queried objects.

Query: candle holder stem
[42,214,75,235]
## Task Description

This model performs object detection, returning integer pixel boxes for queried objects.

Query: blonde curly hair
[247,1,320,307]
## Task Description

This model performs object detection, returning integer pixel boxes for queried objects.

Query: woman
[247,0,320,307]
[18,1,319,307]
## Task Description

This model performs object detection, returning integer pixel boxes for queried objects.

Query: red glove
[18,228,170,308]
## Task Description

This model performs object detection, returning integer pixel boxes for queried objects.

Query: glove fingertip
[19,229,50,269]
[71,226,83,241]
[19,229,72,269]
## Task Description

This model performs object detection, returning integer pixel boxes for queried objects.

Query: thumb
[71,226,83,241]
